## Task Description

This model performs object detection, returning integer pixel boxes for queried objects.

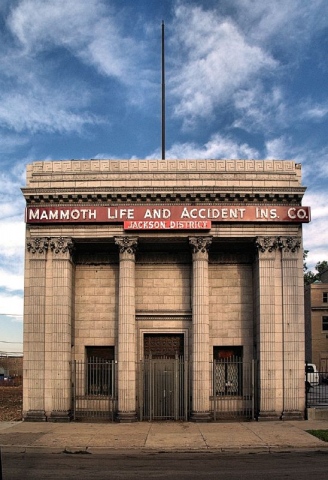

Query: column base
[257,411,281,421]
[281,410,304,421]
[116,412,138,423]
[190,411,211,422]
[48,410,72,422]
[24,410,47,422]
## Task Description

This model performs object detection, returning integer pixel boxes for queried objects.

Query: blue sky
[1,0,328,355]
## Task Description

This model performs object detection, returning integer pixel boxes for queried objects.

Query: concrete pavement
[1,420,328,454]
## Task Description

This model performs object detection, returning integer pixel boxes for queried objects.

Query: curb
[2,444,328,455]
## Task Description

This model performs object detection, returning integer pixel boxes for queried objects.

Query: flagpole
[161,21,166,160]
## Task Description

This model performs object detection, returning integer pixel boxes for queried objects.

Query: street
[1,451,328,480]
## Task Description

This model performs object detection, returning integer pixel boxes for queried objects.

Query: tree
[303,252,328,285]
[315,260,328,275]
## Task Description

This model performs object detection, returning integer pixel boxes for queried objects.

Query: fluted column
[23,238,49,421]
[254,237,281,420]
[189,236,212,422]
[46,237,74,421]
[115,236,138,422]
[280,236,304,419]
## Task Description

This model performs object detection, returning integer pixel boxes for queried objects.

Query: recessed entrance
[140,333,188,420]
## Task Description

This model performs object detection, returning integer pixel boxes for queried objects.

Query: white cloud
[169,1,328,132]
[0,167,28,221]
[0,90,105,134]
[298,147,328,186]
[0,268,24,292]
[0,219,25,260]
[265,137,292,159]
[0,0,152,134]
[233,85,287,133]
[0,292,23,317]
[303,190,328,269]
[169,3,277,127]
[8,0,142,83]
[230,0,328,46]
[147,133,259,159]
[0,134,29,153]
[299,102,328,121]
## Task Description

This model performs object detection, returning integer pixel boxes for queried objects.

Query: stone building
[22,159,310,422]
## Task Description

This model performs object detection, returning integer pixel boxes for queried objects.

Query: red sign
[25,205,311,229]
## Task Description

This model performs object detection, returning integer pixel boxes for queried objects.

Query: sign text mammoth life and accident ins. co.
[25,205,311,230]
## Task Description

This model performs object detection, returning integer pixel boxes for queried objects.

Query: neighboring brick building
[305,279,328,371]
[22,159,310,422]
[0,355,23,378]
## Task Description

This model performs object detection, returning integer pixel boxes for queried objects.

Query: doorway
[139,334,189,420]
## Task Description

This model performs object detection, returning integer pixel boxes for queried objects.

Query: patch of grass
[306,430,328,442]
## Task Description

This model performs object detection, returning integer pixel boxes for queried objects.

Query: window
[213,346,243,396]
[323,317,328,332]
[86,346,115,396]
[323,292,328,303]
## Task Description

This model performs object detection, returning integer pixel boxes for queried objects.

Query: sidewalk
[1,420,328,454]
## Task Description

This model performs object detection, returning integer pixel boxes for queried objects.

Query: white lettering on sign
[287,207,308,220]
[25,205,311,225]
[27,209,97,221]
[124,220,211,230]
[107,208,134,219]
[143,208,171,219]
[180,207,246,219]
[256,208,278,219]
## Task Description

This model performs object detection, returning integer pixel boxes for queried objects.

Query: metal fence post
[0,445,3,480]
[251,359,255,420]
[213,361,217,422]
[71,360,76,421]
[305,361,308,409]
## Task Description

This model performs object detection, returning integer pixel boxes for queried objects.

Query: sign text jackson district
[25,205,311,230]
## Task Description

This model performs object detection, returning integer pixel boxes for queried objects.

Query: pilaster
[189,236,212,422]
[46,237,74,422]
[279,236,304,420]
[23,237,49,421]
[115,236,138,422]
[254,236,281,420]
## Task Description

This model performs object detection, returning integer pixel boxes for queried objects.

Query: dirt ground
[0,386,23,421]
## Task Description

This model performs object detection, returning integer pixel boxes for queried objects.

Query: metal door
[139,357,189,420]
[139,334,189,420]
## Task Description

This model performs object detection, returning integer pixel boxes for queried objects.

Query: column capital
[26,237,49,255]
[50,237,74,258]
[254,236,279,253]
[189,236,212,257]
[278,236,301,253]
[115,236,138,256]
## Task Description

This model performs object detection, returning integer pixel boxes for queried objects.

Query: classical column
[254,236,282,420]
[279,236,304,420]
[46,237,74,421]
[115,236,138,422]
[23,237,49,421]
[189,236,212,422]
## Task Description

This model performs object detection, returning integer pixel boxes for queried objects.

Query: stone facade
[22,159,308,421]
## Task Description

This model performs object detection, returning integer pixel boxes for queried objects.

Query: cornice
[22,186,306,205]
